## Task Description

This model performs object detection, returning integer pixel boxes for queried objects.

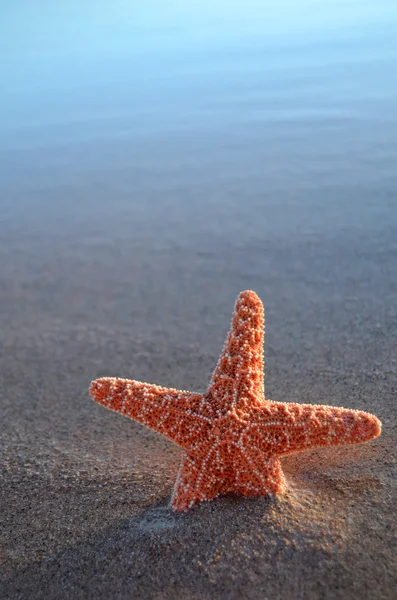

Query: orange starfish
[90,290,381,511]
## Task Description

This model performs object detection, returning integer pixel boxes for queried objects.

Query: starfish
[90,290,381,511]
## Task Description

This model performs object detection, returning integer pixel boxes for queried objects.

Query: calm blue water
[0,1,396,242]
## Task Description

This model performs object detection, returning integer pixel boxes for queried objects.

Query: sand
[1,203,396,599]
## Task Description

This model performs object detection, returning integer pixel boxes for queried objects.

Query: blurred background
[1,0,397,383]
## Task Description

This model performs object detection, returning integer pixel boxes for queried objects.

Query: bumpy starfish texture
[90,290,381,511]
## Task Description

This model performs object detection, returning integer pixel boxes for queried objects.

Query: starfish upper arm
[206,290,265,415]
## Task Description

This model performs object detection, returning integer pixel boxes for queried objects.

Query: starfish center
[210,413,247,445]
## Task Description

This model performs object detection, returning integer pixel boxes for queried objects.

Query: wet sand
[1,219,396,598]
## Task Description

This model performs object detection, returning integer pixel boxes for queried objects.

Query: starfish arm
[232,456,286,496]
[171,448,222,511]
[90,377,211,451]
[250,401,381,456]
[206,290,265,415]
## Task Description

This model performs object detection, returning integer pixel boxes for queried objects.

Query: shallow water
[1,0,396,244]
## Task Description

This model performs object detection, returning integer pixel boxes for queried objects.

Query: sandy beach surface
[1,1,397,598]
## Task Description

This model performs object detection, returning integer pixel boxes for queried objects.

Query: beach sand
[1,214,396,598]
